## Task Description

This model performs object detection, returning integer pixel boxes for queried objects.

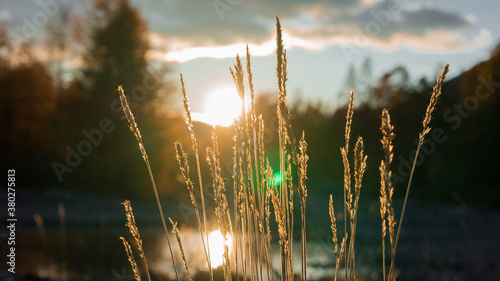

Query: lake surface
[1,188,499,280]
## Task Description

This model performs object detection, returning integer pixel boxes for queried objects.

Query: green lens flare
[273,171,283,185]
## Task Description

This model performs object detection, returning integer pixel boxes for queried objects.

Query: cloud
[136,0,364,57]
[136,0,272,46]
[286,0,490,54]
[136,0,492,62]
[2,0,489,62]
[354,1,474,38]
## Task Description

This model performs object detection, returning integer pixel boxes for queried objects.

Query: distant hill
[379,43,500,206]
[433,44,500,205]
[290,44,500,207]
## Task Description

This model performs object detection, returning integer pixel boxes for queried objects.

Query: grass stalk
[179,75,214,281]
[298,132,309,281]
[207,128,233,281]
[123,200,152,281]
[341,89,354,280]
[120,237,142,281]
[117,86,179,281]
[347,136,367,280]
[114,17,446,281]
[175,141,213,277]
[379,108,395,281]
[169,218,193,281]
[389,64,449,280]
[329,195,346,281]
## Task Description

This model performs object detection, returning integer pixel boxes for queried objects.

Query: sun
[208,230,233,268]
[202,87,243,127]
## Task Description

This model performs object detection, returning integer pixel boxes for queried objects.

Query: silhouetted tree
[55,0,172,197]
[371,65,409,108]
[82,0,151,117]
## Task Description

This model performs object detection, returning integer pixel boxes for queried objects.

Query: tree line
[1,0,499,205]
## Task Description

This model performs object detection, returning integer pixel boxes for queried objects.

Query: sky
[1,0,499,112]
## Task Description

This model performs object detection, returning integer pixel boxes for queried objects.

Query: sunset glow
[192,87,243,127]
[208,230,233,268]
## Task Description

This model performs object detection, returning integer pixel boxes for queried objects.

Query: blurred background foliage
[1,0,499,206]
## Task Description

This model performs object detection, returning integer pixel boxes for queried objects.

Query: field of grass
[115,18,451,281]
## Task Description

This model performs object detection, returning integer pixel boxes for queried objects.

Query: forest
[1,0,499,207]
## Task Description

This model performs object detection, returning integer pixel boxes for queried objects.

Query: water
[2,189,499,280]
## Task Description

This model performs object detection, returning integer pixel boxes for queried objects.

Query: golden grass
[120,237,143,281]
[123,200,151,281]
[298,132,308,281]
[169,218,193,281]
[388,63,450,281]
[336,89,368,281]
[117,17,450,281]
[341,90,354,280]
[329,195,347,281]
[179,74,213,281]
[207,129,233,281]
[118,86,179,281]
[379,109,395,281]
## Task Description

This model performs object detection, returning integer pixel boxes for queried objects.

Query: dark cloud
[349,0,473,38]
[136,0,362,47]
[137,0,272,46]
[135,0,485,54]
[401,6,472,32]
[1,0,488,59]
